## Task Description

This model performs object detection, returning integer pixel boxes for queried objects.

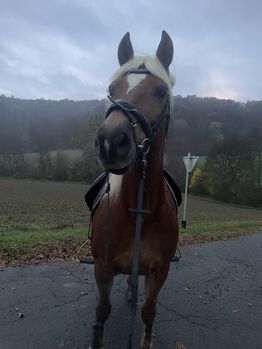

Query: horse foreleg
[141,265,170,349]
[90,261,113,349]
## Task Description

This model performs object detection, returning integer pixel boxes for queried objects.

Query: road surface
[1,233,262,349]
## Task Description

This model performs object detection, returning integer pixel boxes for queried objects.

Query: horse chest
[112,229,173,275]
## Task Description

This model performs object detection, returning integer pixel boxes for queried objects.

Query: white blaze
[109,174,123,199]
[127,73,147,94]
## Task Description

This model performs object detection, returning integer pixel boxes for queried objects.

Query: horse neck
[119,131,165,212]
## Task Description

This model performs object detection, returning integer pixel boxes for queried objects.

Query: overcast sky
[0,0,261,101]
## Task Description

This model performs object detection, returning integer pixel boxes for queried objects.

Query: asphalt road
[1,233,262,349]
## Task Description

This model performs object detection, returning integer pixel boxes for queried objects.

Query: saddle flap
[164,169,182,207]
[85,172,108,213]
[85,169,182,215]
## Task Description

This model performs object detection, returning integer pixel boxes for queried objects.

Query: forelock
[111,56,175,91]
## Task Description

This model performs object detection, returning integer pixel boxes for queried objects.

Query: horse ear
[118,32,134,66]
[156,30,173,70]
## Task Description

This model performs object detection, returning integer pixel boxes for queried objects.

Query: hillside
[0,94,262,155]
[0,94,261,206]
[0,95,107,153]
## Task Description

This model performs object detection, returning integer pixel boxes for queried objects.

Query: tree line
[190,129,262,207]
[0,94,261,206]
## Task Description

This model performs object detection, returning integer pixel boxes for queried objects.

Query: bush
[190,168,209,195]
[236,189,262,207]
[52,150,69,181]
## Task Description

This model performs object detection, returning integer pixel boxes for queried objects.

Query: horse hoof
[140,343,152,349]
[140,338,153,349]
[88,343,105,349]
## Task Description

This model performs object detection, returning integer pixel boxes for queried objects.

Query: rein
[105,88,170,349]
[127,146,149,349]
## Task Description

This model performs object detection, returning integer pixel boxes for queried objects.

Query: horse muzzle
[95,120,135,174]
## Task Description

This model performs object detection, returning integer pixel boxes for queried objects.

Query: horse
[88,31,180,349]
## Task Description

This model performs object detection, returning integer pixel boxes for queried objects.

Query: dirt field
[0,178,261,266]
[0,178,88,233]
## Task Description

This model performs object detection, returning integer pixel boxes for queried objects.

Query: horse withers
[89,31,180,349]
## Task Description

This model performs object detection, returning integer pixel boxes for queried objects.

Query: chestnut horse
[89,31,179,348]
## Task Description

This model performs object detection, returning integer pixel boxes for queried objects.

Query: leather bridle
[105,72,171,154]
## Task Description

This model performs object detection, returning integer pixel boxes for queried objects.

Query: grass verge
[179,219,262,245]
[0,225,90,267]
[1,220,262,268]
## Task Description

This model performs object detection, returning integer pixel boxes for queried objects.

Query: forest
[0,94,261,206]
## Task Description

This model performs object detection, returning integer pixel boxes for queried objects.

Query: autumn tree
[191,137,261,206]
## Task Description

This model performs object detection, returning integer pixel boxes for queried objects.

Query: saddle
[85,170,182,215]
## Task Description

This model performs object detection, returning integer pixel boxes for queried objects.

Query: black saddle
[85,170,182,215]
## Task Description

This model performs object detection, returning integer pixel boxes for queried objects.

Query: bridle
[105,69,171,157]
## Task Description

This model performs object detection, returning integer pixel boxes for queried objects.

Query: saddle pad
[85,170,182,215]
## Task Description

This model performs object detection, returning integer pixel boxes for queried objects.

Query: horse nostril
[115,133,130,156]
[117,133,128,146]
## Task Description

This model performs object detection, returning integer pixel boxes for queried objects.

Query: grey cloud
[0,0,261,101]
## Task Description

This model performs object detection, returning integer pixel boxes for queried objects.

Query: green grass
[177,194,262,244]
[0,178,261,266]
[0,225,89,265]
[179,219,262,244]
[0,224,85,245]
[186,219,262,234]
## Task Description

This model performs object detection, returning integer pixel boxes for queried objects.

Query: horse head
[95,31,175,174]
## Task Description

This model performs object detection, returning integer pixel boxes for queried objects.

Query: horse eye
[154,86,168,98]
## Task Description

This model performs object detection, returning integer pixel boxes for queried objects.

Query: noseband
[105,73,170,152]
[106,96,153,141]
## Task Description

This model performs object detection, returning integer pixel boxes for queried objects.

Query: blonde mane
[111,55,175,92]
